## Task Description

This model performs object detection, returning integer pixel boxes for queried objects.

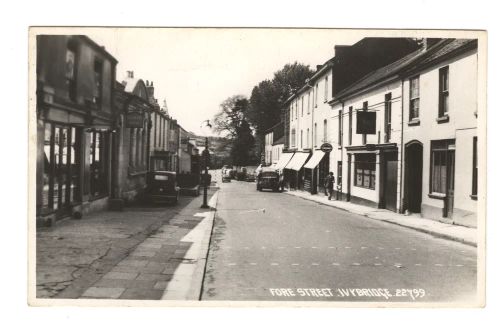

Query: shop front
[303,150,328,195]
[284,152,310,190]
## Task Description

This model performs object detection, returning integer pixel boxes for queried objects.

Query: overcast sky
[84,28,362,136]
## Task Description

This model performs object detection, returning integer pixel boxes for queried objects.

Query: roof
[273,135,285,145]
[334,38,477,101]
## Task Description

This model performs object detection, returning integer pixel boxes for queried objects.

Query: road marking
[435,264,444,267]
[415,264,422,266]
[291,263,300,266]
[261,247,267,249]
[271,263,279,266]
[227,263,236,266]
[244,247,250,250]
[374,263,382,266]
[361,246,367,249]
[328,246,335,249]
[311,263,319,266]
[455,264,464,267]
[352,263,361,266]
[331,263,340,266]
[249,263,257,266]
[326,230,331,232]
[311,246,318,249]
[394,264,404,268]
[411,248,417,251]
[395,247,401,250]
[345,246,351,249]
[278,247,285,249]
[378,247,384,250]
[294,246,301,249]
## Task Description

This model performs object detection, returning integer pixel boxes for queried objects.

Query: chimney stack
[127,70,134,78]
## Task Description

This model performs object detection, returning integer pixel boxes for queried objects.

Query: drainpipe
[340,101,344,200]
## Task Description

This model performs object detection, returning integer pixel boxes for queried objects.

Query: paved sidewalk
[285,190,477,247]
[80,191,219,300]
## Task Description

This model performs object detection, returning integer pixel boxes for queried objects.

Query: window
[90,130,108,197]
[300,130,303,148]
[66,41,77,102]
[314,123,318,147]
[348,106,353,145]
[323,119,328,143]
[315,84,318,107]
[307,128,310,148]
[362,102,368,145]
[301,97,304,117]
[41,124,80,212]
[384,93,392,142]
[93,59,103,107]
[409,76,420,121]
[439,66,449,118]
[430,140,455,194]
[472,136,478,197]
[354,154,376,189]
[291,129,296,147]
[338,109,343,148]
[307,92,310,114]
[324,76,328,101]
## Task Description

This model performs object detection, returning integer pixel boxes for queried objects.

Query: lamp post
[200,120,212,208]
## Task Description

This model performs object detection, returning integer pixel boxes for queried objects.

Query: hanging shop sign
[320,143,333,153]
[356,111,377,134]
[126,111,144,128]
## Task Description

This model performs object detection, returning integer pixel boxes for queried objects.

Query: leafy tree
[247,62,314,157]
[212,95,257,165]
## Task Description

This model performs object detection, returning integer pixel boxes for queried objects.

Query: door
[336,161,342,200]
[405,142,423,213]
[384,151,398,212]
[445,150,455,218]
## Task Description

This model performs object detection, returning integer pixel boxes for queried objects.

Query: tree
[212,95,257,165]
[247,62,314,157]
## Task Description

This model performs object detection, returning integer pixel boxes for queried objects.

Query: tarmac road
[201,178,478,303]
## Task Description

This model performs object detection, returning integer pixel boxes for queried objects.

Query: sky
[83,28,362,136]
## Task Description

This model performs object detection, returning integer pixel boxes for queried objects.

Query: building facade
[36,35,117,224]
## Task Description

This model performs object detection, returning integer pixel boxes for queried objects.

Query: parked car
[221,167,232,183]
[146,171,180,204]
[256,167,283,192]
[236,167,247,181]
[245,171,256,182]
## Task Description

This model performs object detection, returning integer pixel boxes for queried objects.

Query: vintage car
[245,170,256,182]
[221,167,232,183]
[256,167,283,192]
[146,171,180,204]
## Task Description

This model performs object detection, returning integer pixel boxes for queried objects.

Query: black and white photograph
[28,27,486,306]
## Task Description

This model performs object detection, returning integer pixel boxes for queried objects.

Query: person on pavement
[324,172,335,200]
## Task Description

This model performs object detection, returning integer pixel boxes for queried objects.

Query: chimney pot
[127,70,134,78]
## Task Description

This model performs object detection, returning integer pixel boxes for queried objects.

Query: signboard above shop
[356,111,376,134]
[126,111,144,128]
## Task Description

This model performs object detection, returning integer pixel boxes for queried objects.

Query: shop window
[438,66,449,118]
[354,154,376,189]
[41,123,80,213]
[472,136,478,197]
[90,130,108,197]
[409,76,420,121]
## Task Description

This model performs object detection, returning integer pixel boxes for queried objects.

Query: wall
[332,80,403,208]
[402,48,478,226]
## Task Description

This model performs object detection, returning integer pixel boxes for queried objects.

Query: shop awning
[304,150,325,169]
[274,152,294,170]
[285,152,310,171]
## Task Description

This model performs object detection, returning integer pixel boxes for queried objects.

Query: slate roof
[334,38,477,100]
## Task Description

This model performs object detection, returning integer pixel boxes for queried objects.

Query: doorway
[383,151,398,212]
[405,141,423,213]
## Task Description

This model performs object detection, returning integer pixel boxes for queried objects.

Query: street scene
[31,29,483,305]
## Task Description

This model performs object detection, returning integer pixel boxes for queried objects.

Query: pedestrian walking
[324,172,335,200]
